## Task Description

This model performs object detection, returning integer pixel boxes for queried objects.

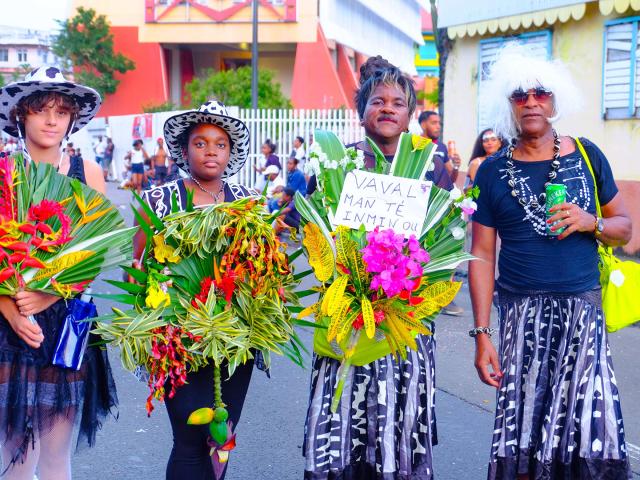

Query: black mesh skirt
[0,299,118,468]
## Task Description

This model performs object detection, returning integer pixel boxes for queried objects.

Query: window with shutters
[477,31,552,132]
[603,18,640,119]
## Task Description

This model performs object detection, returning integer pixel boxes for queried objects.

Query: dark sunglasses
[509,87,553,106]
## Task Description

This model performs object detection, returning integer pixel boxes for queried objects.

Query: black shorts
[155,165,168,183]
[131,163,144,174]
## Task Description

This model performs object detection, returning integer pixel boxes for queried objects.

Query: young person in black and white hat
[0,66,117,479]
[134,100,258,480]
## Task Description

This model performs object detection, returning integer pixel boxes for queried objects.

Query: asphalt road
[70,184,640,479]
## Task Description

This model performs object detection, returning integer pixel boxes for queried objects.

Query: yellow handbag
[576,138,640,332]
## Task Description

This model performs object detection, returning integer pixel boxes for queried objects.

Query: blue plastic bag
[52,293,96,370]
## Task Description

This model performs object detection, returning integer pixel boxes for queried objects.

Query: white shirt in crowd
[94,138,107,157]
[131,149,145,165]
[266,175,285,199]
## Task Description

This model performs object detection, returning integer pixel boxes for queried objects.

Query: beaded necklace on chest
[506,130,560,236]
[505,129,561,209]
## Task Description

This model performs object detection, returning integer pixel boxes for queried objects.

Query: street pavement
[72,183,640,479]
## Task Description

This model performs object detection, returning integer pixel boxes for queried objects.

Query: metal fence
[229,108,364,187]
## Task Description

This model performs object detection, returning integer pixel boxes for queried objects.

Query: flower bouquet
[297,131,477,412]
[0,153,134,301]
[93,194,303,477]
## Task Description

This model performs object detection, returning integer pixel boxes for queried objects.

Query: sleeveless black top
[66,155,87,183]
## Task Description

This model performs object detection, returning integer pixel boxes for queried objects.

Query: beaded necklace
[505,129,561,210]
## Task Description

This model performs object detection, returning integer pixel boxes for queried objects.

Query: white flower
[449,187,462,201]
[450,226,465,240]
[317,151,328,165]
[345,146,357,160]
[457,197,478,215]
[339,155,350,169]
[308,142,325,157]
[609,269,625,287]
[304,156,320,176]
[353,150,365,169]
[324,159,339,170]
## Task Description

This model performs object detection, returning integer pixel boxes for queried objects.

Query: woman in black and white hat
[0,67,117,478]
[135,100,257,480]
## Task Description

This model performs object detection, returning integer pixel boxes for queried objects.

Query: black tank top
[67,156,87,184]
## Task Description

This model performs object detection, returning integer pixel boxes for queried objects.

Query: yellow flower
[145,282,170,309]
[411,134,431,152]
[152,235,180,263]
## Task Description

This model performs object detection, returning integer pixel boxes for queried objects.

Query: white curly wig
[482,43,582,141]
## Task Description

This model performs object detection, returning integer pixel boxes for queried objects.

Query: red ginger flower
[27,199,73,249]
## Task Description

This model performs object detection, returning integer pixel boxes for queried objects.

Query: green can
[545,183,566,236]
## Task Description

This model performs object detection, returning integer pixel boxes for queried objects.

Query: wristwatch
[594,216,605,237]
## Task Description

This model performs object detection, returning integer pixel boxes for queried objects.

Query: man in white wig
[469,44,632,479]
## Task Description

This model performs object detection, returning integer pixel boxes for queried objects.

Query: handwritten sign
[332,170,431,236]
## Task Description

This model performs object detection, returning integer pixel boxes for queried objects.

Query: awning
[447,3,587,39]
[599,0,640,15]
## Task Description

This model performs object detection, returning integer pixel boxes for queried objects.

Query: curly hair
[10,91,79,134]
[355,56,416,119]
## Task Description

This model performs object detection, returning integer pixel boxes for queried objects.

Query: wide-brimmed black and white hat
[163,100,250,179]
[0,66,102,137]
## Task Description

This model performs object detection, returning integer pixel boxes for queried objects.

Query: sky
[1,0,72,32]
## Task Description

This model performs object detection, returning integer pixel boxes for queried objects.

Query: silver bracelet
[468,326,495,338]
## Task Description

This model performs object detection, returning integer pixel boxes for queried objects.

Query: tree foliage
[10,64,31,82]
[186,66,291,109]
[142,101,177,113]
[52,7,135,98]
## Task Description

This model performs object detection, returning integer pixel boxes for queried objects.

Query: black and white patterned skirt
[489,287,631,479]
[303,332,437,480]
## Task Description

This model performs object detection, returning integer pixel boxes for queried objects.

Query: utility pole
[251,0,259,109]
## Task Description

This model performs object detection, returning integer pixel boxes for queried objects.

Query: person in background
[125,139,149,195]
[102,137,114,181]
[7,138,17,153]
[272,186,301,235]
[254,139,280,192]
[418,111,464,316]
[290,135,306,172]
[465,128,502,192]
[93,134,107,168]
[285,156,307,196]
[152,137,169,186]
[76,147,83,161]
[263,164,284,200]
[419,110,462,184]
